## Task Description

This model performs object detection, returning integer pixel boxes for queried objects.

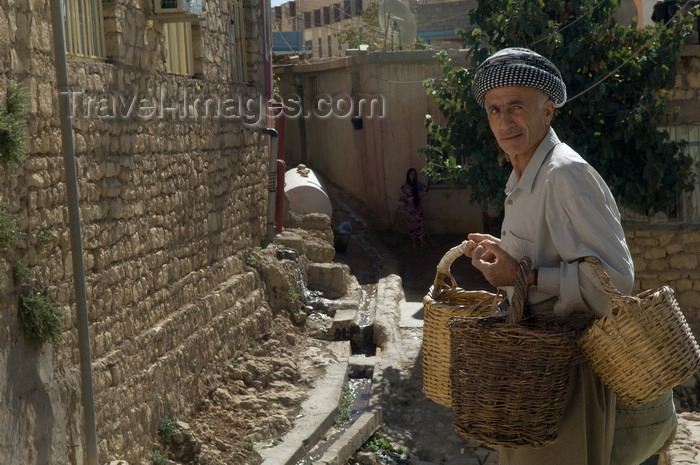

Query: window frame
[62,0,105,60]
[229,0,249,83]
[164,21,195,76]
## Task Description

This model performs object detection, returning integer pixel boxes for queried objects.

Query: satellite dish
[378,0,417,50]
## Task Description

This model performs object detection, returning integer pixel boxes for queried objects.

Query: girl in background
[399,168,428,247]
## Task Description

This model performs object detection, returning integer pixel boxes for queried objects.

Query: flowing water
[278,242,379,465]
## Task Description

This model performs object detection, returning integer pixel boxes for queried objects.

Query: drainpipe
[262,0,277,242]
[48,1,98,465]
[268,102,286,233]
[262,128,279,243]
[275,112,286,233]
[263,0,273,101]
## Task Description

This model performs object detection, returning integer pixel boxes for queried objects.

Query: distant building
[272,0,476,58]
[273,0,367,57]
[271,0,663,60]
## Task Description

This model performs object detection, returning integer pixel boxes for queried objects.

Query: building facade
[0,0,274,463]
[273,0,367,57]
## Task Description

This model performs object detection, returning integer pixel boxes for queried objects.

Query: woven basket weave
[447,257,579,448]
[577,256,700,406]
[422,241,500,408]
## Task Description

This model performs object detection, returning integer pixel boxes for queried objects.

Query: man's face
[484,86,554,160]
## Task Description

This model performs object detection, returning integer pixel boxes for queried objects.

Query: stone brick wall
[670,45,700,124]
[626,226,700,338]
[0,1,273,464]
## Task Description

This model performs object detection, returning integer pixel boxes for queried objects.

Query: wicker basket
[422,241,500,408]
[577,256,700,406]
[447,257,579,448]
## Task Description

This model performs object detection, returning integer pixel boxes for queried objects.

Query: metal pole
[48,2,98,464]
[262,128,279,244]
[270,103,286,233]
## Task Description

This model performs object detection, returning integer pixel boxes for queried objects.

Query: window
[621,124,700,224]
[659,124,700,223]
[305,40,313,58]
[62,0,105,59]
[229,0,248,82]
[333,3,342,22]
[164,21,194,75]
[274,6,281,22]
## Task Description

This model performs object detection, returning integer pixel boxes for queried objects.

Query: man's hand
[470,239,519,288]
[463,233,501,258]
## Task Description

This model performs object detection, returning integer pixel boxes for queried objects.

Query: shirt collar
[505,128,560,194]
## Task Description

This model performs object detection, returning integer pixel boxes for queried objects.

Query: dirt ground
[149,311,340,465]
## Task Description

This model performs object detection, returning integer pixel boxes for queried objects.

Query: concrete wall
[0,1,272,464]
[275,50,486,235]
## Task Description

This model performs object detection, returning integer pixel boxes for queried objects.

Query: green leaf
[420,0,694,215]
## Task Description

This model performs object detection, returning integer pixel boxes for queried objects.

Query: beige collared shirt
[499,128,634,317]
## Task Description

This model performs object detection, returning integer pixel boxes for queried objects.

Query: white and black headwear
[472,47,567,108]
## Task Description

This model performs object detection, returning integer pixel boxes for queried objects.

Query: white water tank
[284,164,333,218]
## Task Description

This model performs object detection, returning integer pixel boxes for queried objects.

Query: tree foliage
[335,1,384,51]
[335,1,429,52]
[423,0,698,215]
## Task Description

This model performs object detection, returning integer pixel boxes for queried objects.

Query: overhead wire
[565,0,697,103]
[271,0,696,81]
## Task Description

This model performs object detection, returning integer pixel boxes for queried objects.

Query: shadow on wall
[2,340,56,464]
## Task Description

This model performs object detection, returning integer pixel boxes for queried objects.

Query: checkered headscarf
[472,47,567,108]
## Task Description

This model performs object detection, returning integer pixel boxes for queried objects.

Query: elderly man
[462,47,666,464]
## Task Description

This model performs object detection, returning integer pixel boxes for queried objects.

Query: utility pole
[48,1,99,464]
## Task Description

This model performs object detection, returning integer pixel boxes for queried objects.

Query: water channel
[284,229,381,464]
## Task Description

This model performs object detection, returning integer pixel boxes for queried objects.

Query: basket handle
[432,240,469,291]
[507,256,532,325]
[578,256,634,305]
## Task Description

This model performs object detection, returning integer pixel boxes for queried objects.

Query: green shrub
[34,228,52,252]
[18,289,65,349]
[151,448,170,465]
[0,81,29,167]
[0,204,21,249]
[242,442,255,452]
[157,416,178,440]
[12,260,30,286]
[335,383,353,426]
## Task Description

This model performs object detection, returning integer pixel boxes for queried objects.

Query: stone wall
[626,226,700,338]
[670,45,700,124]
[0,1,273,464]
